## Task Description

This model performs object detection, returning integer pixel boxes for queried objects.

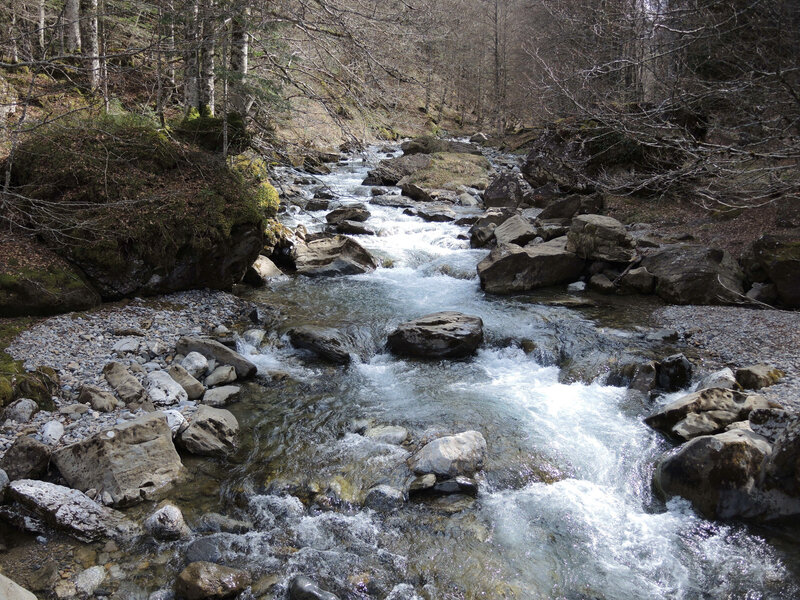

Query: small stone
[162,409,189,437]
[204,365,237,387]
[3,398,39,423]
[144,502,190,541]
[42,421,65,445]
[74,566,106,597]
[145,371,188,406]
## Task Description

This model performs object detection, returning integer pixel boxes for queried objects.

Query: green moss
[176,108,251,154]
[232,153,280,218]
[375,126,399,141]
[402,152,490,191]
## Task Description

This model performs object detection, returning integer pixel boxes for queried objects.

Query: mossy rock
[12,367,59,411]
[0,376,13,407]
[176,109,251,154]
[0,264,100,317]
[397,152,490,191]
[8,112,270,299]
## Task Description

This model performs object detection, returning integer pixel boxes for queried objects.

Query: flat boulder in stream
[292,236,378,277]
[477,238,585,294]
[387,312,483,359]
[409,431,487,477]
[179,406,239,458]
[176,337,257,379]
[325,204,370,224]
[288,325,364,364]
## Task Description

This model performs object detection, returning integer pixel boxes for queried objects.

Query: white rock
[112,338,140,354]
[181,352,208,379]
[74,566,106,597]
[694,367,738,391]
[146,371,189,406]
[162,409,189,437]
[409,431,487,477]
[204,365,237,387]
[42,421,65,445]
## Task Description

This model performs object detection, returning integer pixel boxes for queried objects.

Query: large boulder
[362,154,432,186]
[146,370,189,406]
[243,255,283,286]
[167,364,206,400]
[493,215,537,247]
[477,238,585,294]
[645,388,774,440]
[175,562,251,600]
[179,406,239,458]
[409,431,487,477]
[52,412,185,507]
[743,234,800,308]
[400,136,481,156]
[537,194,604,221]
[640,245,745,305]
[735,364,785,390]
[396,152,491,195]
[387,312,483,359]
[483,174,525,209]
[291,236,378,277]
[566,214,637,263]
[288,325,363,364]
[652,429,771,519]
[468,208,516,248]
[9,116,271,300]
[8,479,141,542]
[325,204,370,224]
[0,435,50,481]
[175,337,257,379]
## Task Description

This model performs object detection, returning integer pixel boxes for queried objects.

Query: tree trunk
[80,0,100,89]
[38,0,46,54]
[65,0,81,53]
[199,0,216,115]
[229,3,251,115]
[184,0,200,111]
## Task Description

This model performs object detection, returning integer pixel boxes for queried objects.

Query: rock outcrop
[387,312,484,359]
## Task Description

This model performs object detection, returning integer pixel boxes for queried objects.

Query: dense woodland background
[0,0,799,210]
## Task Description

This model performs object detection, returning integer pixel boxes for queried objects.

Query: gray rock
[493,215,537,246]
[0,436,50,480]
[204,365,237,387]
[242,329,266,347]
[433,476,479,497]
[291,236,378,277]
[363,153,432,186]
[326,204,370,224]
[653,429,770,519]
[735,364,785,390]
[743,234,800,308]
[0,572,38,600]
[53,412,185,507]
[144,502,190,541]
[483,173,525,209]
[78,385,123,412]
[566,214,637,263]
[645,388,773,440]
[477,238,585,294]
[387,312,483,359]
[288,326,360,365]
[8,479,140,542]
[167,364,205,400]
[409,431,487,477]
[412,205,457,223]
[163,409,189,437]
[470,132,488,144]
[0,468,8,502]
[640,245,745,305]
[3,398,39,423]
[289,575,339,600]
[364,426,408,445]
[364,484,404,511]
[618,266,655,294]
[328,220,375,235]
[175,562,251,600]
[146,370,189,406]
[74,566,106,598]
[244,255,283,286]
[656,353,692,392]
[749,408,793,445]
[181,352,209,380]
[694,368,738,392]
[179,406,239,458]
[112,337,140,355]
[176,337,257,379]
[201,386,241,407]
[538,194,603,220]
[196,513,252,534]
[42,420,65,446]
[588,273,616,294]
[103,361,146,404]
[407,473,436,493]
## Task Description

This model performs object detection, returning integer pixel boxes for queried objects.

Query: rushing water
[135,149,800,599]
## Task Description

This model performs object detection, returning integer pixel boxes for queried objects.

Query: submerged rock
[409,431,487,477]
[477,238,585,294]
[53,412,185,506]
[175,561,251,600]
[8,479,140,542]
[364,425,408,445]
[289,575,339,600]
[387,312,483,359]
